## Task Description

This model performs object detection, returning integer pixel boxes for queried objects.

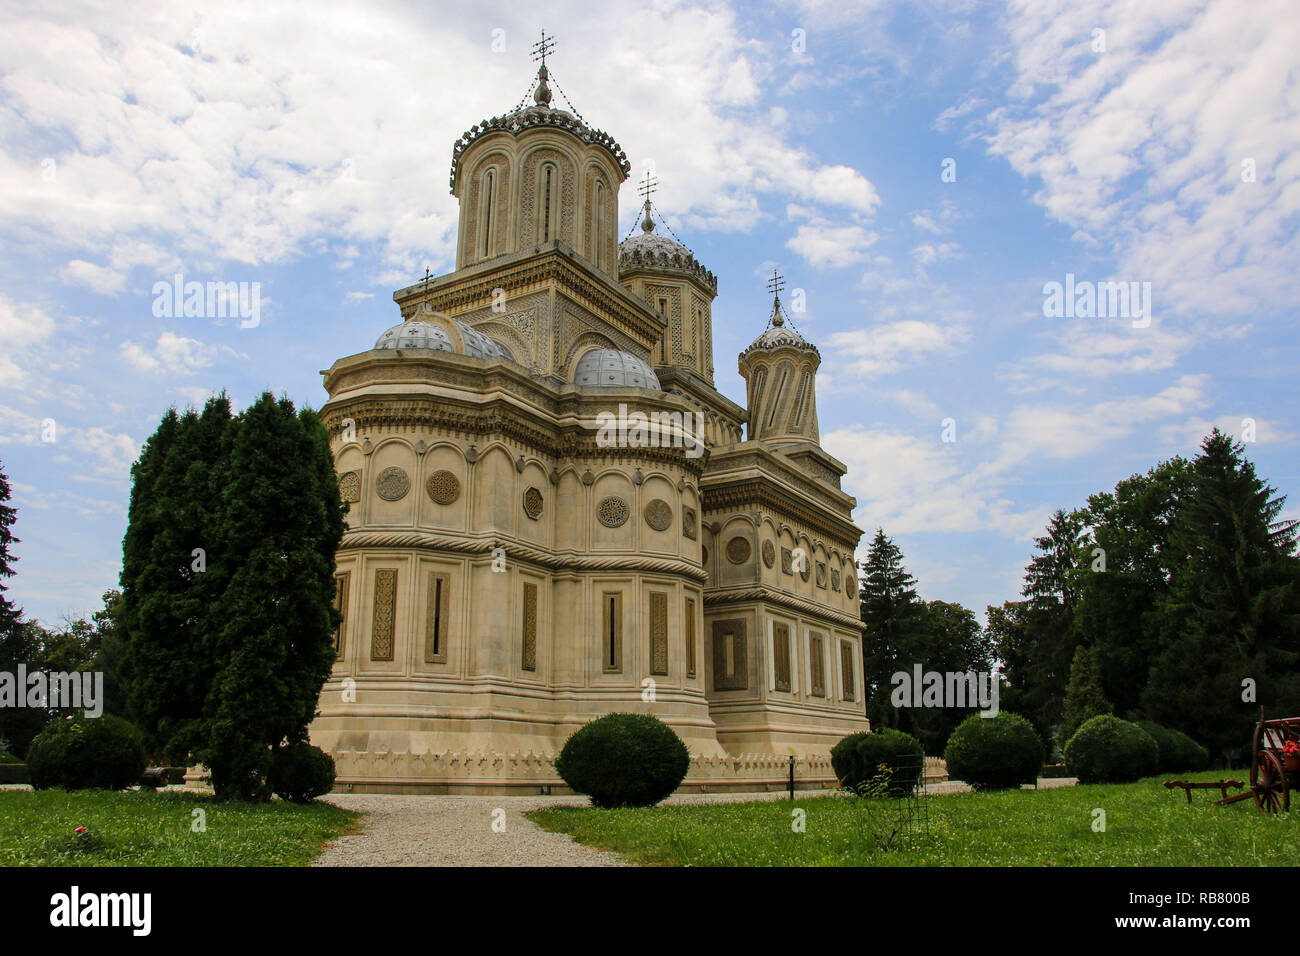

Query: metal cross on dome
[531,29,556,66]
[638,170,658,201]
[766,269,785,299]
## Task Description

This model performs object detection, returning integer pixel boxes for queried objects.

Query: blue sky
[2,0,1297,627]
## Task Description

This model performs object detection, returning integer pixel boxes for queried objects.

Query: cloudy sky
[2,0,1297,626]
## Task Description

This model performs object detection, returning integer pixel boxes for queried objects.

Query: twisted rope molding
[339,530,708,582]
[704,586,864,631]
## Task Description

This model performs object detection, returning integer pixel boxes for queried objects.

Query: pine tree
[1143,429,1300,752]
[1059,645,1112,745]
[859,528,924,732]
[118,392,343,799]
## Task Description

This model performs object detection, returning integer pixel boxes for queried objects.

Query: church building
[308,48,869,793]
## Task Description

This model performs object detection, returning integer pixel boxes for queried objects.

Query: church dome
[374,319,514,361]
[618,216,717,295]
[743,322,818,356]
[573,349,661,389]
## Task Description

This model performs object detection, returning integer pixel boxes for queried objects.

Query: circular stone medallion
[597,496,630,528]
[761,540,775,568]
[726,536,752,565]
[376,466,410,501]
[644,498,672,532]
[338,470,361,503]
[425,470,460,505]
[523,487,544,520]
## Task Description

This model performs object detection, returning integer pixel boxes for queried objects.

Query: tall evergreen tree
[1074,458,1192,717]
[118,393,343,799]
[1059,644,1112,745]
[859,528,924,732]
[1142,429,1300,752]
[0,458,19,638]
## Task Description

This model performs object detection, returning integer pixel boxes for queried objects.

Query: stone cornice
[701,476,861,552]
[339,530,707,582]
[704,585,865,632]
[393,243,665,350]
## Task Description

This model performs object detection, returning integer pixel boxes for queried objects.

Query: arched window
[593,180,605,268]
[478,168,496,260]
[540,163,557,243]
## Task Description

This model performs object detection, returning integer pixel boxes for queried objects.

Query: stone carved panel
[682,506,697,540]
[523,487,544,520]
[644,498,672,532]
[773,622,791,692]
[371,569,397,661]
[425,470,461,505]
[780,547,794,575]
[376,467,410,502]
[521,582,537,672]
[762,540,775,568]
[649,591,668,676]
[816,561,827,589]
[338,471,361,503]
[597,496,629,528]
[725,536,751,565]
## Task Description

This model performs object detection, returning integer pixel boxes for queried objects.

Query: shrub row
[831,728,924,795]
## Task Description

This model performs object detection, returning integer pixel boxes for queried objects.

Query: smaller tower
[617,175,719,382]
[738,270,822,446]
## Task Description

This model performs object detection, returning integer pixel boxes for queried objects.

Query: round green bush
[268,742,336,802]
[26,715,146,791]
[1064,715,1159,783]
[1136,722,1208,774]
[831,728,924,796]
[943,712,1043,790]
[555,713,690,808]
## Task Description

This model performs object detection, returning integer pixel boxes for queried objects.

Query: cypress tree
[1059,645,1112,746]
[859,528,924,732]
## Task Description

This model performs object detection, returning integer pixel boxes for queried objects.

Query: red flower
[74,827,86,834]
[1283,740,1300,758]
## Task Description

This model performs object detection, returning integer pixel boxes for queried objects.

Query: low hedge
[943,712,1043,790]
[1137,721,1209,774]
[555,713,690,808]
[26,715,147,791]
[831,728,924,796]
[269,742,336,803]
[1064,715,1159,783]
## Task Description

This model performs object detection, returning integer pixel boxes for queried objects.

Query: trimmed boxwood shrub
[1138,721,1208,774]
[1064,715,1159,783]
[555,713,690,808]
[943,712,1043,790]
[831,728,924,796]
[26,715,146,791]
[269,742,336,803]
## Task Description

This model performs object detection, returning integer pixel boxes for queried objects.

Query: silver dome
[573,349,661,389]
[374,320,513,361]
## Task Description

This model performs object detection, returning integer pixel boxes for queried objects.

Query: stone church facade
[308,61,869,793]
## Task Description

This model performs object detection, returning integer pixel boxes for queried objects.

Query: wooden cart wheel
[1252,751,1289,813]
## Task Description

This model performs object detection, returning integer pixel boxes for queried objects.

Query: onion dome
[741,297,818,357]
[617,201,717,294]
[573,349,661,389]
[448,66,629,193]
[374,318,514,361]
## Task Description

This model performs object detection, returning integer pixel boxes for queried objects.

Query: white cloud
[826,319,969,378]
[983,0,1300,318]
[786,221,878,269]
[59,259,126,295]
[120,330,234,376]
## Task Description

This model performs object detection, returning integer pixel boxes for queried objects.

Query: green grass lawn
[0,788,359,866]
[526,771,1300,866]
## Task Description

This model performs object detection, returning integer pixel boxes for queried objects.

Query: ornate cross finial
[767,269,786,326]
[638,170,658,201]
[531,30,556,66]
[638,170,658,232]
